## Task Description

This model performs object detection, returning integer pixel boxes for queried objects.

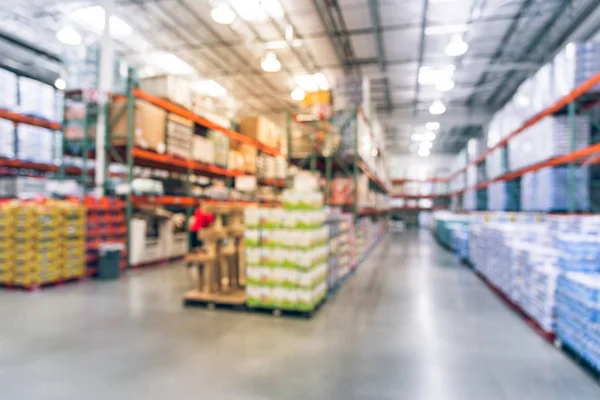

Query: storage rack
[394,72,600,214]
[84,69,286,268]
[286,107,389,221]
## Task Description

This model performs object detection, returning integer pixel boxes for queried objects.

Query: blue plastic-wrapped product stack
[554,220,600,371]
[537,166,589,212]
[488,181,520,211]
[450,224,470,261]
[520,172,537,211]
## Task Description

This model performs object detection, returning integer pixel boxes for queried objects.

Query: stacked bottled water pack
[488,181,520,211]
[451,225,470,260]
[556,272,600,370]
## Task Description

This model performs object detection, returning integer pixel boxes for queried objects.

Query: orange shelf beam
[451,142,600,195]
[447,72,600,182]
[0,158,58,172]
[0,110,61,130]
[392,178,445,184]
[390,194,449,199]
[132,89,283,157]
[258,178,286,188]
[131,147,245,177]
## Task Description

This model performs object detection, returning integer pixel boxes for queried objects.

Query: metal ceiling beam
[488,0,600,109]
[465,0,536,107]
[412,0,429,114]
[368,0,392,111]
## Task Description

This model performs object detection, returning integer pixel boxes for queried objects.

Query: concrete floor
[0,230,599,399]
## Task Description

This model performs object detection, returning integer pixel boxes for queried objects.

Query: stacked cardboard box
[110,99,167,153]
[140,75,192,110]
[0,68,17,111]
[208,130,230,168]
[191,135,215,164]
[245,190,328,311]
[0,202,16,284]
[13,202,64,287]
[0,119,15,158]
[60,202,87,279]
[166,114,193,159]
[18,77,57,121]
[239,115,281,149]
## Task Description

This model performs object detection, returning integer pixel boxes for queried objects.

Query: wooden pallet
[183,288,247,310]
[246,297,327,319]
[0,275,86,291]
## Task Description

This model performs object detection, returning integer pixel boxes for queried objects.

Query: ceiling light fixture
[291,87,305,101]
[418,65,455,85]
[418,148,431,157]
[56,26,82,46]
[411,133,424,141]
[420,141,433,150]
[425,24,468,36]
[261,51,281,72]
[429,100,447,115]
[211,5,236,25]
[422,131,436,141]
[426,122,440,131]
[436,79,455,92]
[54,78,66,90]
[445,34,469,56]
[71,6,132,38]
[230,0,284,22]
[293,73,330,91]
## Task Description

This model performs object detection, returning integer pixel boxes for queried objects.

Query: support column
[95,0,115,197]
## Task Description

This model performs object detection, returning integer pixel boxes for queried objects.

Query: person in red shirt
[189,205,214,251]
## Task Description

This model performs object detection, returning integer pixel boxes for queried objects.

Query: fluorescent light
[191,80,227,97]
[261,51,281,72]
[426,122,440,131]
[71,6,133,38]
[56,26,82,46]
[425,24,468,36]
[294,73,330,92]
[418,65,455,85]
[445,35,469,56]
[230,0,284,22]
[411,133,423,141]
[420,141,433,150]
[211,5,236,24]
[429,100,446,115]
[418,148,430,157]
[291,87,305,101]
[54,78,66,90]
[422,131,436,141]
[265,39,303,50]
[142,52,195,75]
[436,79,455,92]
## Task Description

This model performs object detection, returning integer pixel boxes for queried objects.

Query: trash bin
[97,243,125,280]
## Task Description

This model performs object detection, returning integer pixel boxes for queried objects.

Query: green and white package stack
[245,190,329,312]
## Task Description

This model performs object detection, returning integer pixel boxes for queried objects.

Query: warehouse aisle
[0,230,599,399]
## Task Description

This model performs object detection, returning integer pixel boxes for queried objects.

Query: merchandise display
[245,191,328,311]
[0,68,17,111]
[0,200,86,288]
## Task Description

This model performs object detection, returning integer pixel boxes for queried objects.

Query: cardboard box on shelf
[239,144,257,174]
[208,130,230,168]
[110,99,167,153]
[192,135,215,164]
[229,149,245,171]
[140,75,192,110]
[166,113,193,159]
[239,115,278,147]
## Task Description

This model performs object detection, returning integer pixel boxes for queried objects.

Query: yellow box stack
[0,202,17,284]
[5,200,87,289]
[60,202,86,280]
[14,202,64,287]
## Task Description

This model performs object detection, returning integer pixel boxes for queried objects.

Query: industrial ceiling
[1,0,600,154]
